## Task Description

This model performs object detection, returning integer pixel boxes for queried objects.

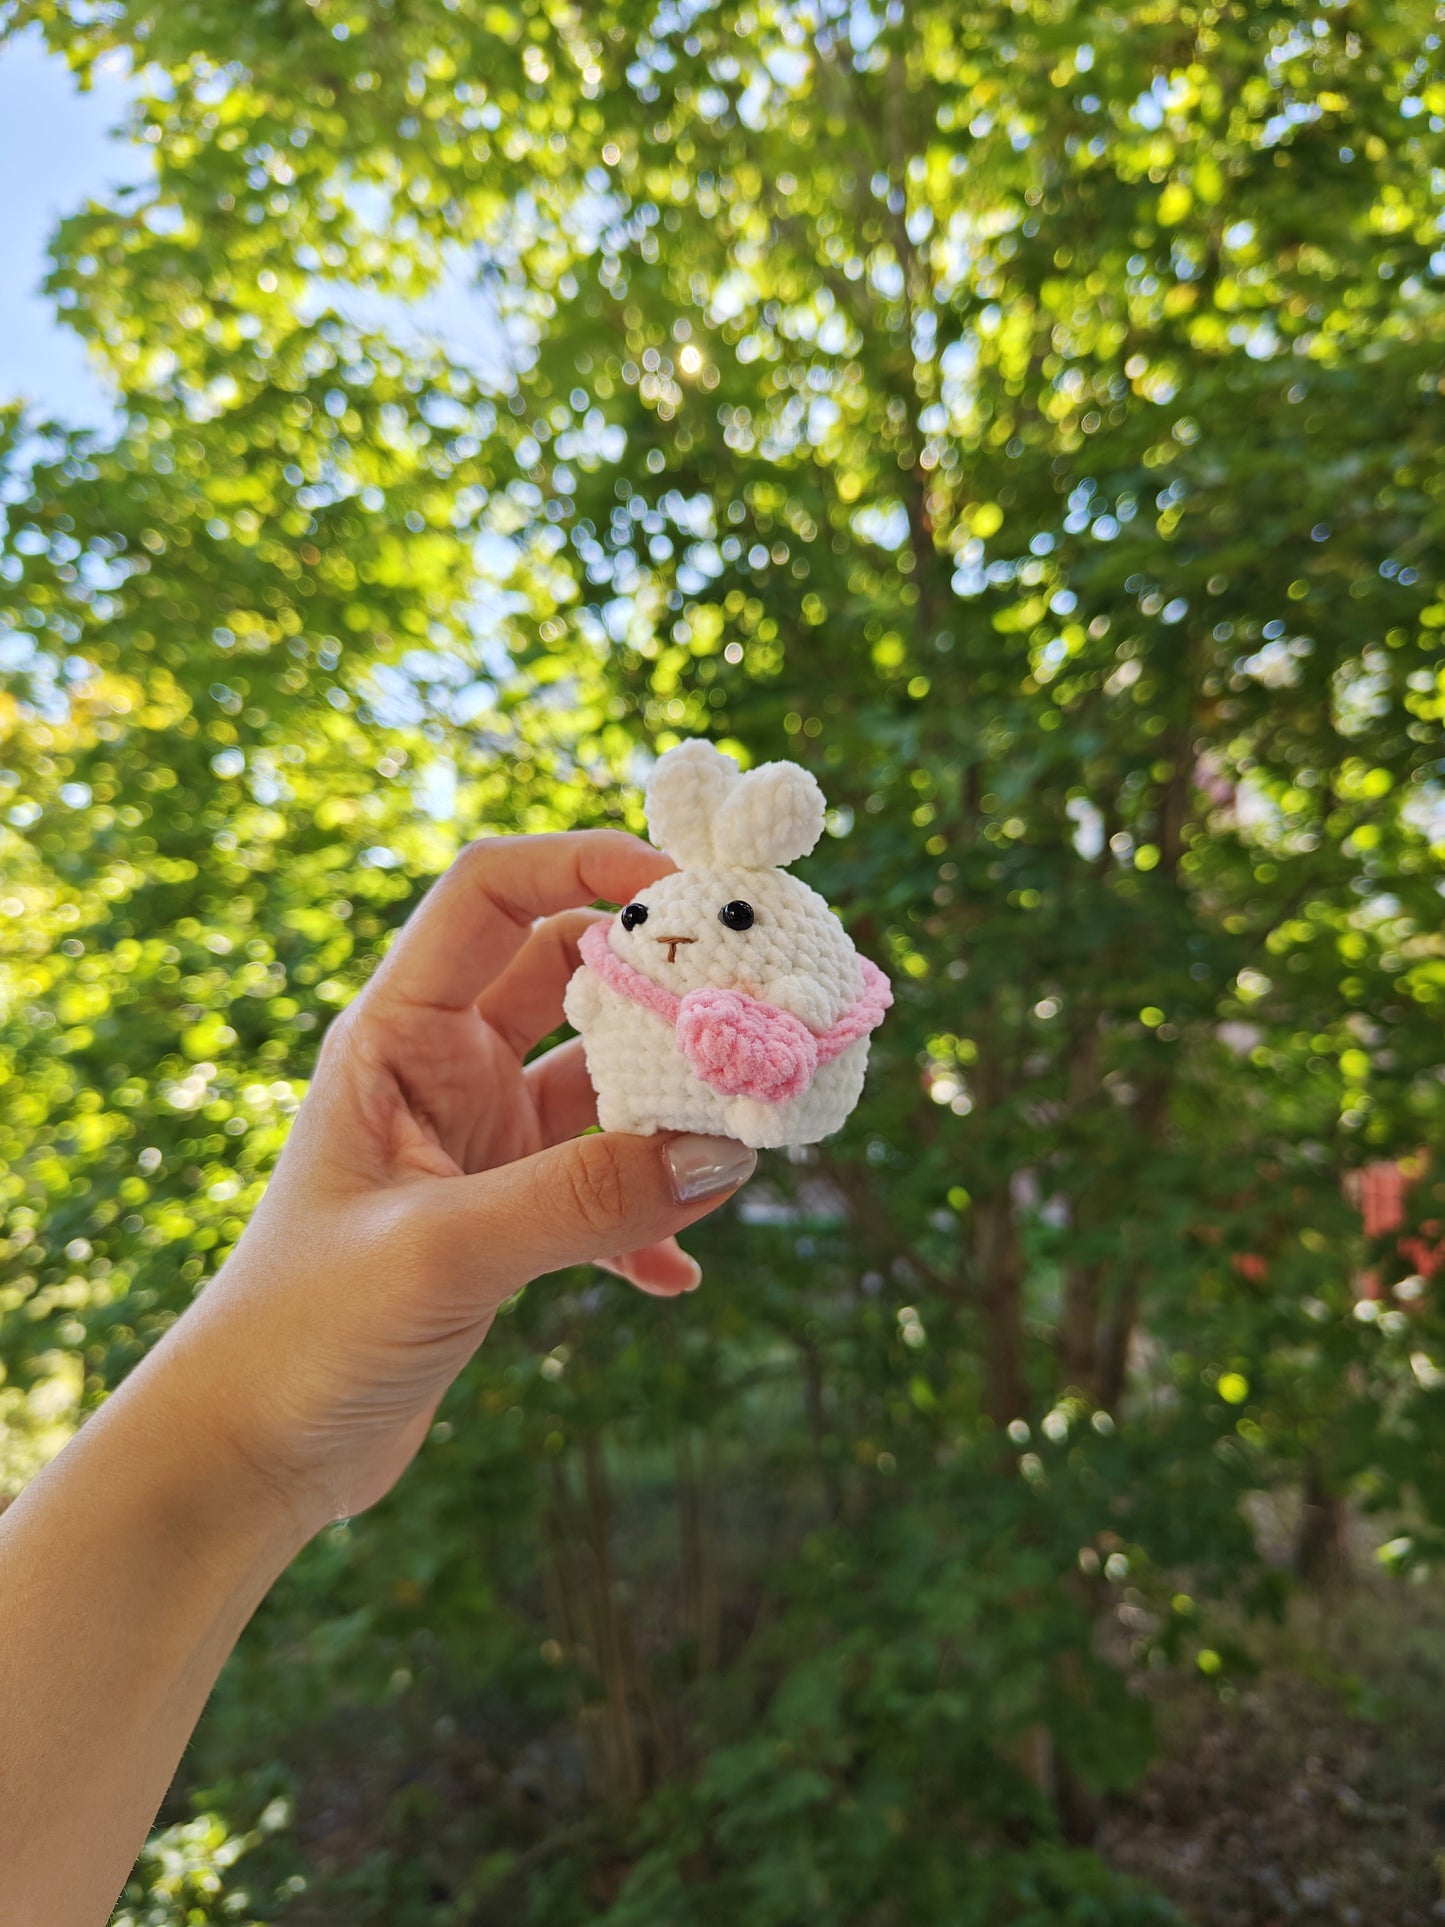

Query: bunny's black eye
[718,900,755,932]
[620,902,649,931]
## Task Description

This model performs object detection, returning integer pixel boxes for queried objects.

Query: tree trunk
[1094,1273,1140,1413]
[675,1429,721,1678]
[1058,1260,1104,1395]
[975,1190,1029,1426]
[1296,1461,1351,1586]
[580,1434,647,1801]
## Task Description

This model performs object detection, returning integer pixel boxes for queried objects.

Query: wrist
[107,1317,321,1580]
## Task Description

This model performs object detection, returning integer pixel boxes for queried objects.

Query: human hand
[157,830,757,1536]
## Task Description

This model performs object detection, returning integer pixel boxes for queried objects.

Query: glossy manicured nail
[664,1134,757,1204]
[680,1256,703,1292]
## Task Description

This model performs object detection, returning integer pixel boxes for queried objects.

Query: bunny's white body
[563,742,888,1151]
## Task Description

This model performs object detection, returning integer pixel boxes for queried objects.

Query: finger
[599,1238,702,1298]
[425,1130,757,1290]
[523,1036,598,1146]
[374,829,675,1012]
[477,908,603,1058]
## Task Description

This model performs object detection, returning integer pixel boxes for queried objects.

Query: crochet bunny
[564,741,891,1150]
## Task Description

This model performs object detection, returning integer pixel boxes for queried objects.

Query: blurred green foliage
[2,0,1444,1917]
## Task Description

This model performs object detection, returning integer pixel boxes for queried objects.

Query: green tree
[2,1,1444,1919]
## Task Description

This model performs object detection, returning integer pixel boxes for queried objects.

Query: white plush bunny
[564,740,891,1150]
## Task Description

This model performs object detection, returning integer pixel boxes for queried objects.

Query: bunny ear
[714,758,826,870]
[644,740,739,865]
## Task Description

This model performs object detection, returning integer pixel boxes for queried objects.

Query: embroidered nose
[656,935,696,964]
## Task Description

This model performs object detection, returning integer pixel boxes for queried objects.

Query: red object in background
[1350,1156,1444,1298]
[1401,1226,1444,1281]
[1359,1161,1411,1240]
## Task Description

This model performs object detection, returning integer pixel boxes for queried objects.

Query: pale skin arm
[0,829,756,1927]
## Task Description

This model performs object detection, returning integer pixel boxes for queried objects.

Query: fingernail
[681,1256,703,1292]
[664,1134,757,1204]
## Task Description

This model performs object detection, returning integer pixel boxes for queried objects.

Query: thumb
[433,1131,757,1285]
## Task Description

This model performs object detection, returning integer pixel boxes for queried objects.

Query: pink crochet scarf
[579,915,892,1105]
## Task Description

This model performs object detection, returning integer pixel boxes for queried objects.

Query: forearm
[0,1332,310,1927]
[0,829,750,1926]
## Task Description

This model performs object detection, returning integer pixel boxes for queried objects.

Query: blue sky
[0,27,142,426]
[0,24,513,428]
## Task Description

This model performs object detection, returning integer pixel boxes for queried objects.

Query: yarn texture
[563,740,892,1150]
